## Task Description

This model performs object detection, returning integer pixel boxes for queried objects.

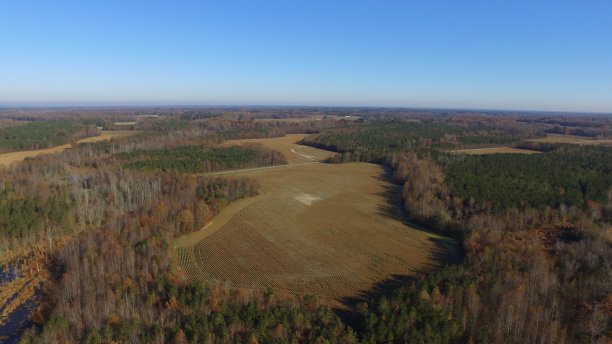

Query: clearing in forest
[0,131,138,167]
[174,135,457,305]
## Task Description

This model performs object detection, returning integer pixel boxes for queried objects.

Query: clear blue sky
[1,1,611,112]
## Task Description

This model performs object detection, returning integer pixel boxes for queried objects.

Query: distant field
[0,131,138,167]
[528,134,612,145]
[450,147,541,155]
[174,135,456,304]
[221,134,337,164]
[450,134,612,156]
[75,130,137,143]
[253,115,359,123]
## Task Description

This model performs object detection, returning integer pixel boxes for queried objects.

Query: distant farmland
[448,133,612,155]
[0,130,138,167]
[527,134,612,146]
[174,135,457,304]
[220,134,336,164]
[450,147,541,155]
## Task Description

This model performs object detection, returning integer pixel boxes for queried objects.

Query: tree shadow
[334,273,418,329]
[374,165,463,265]
[333,165,463,328]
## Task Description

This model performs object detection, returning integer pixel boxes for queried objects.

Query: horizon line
[0,104,610,116]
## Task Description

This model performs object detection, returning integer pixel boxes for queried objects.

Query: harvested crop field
[0,131,139,167]
[174,135,457,305]
[528,134,612,146]
[450,147,541,155]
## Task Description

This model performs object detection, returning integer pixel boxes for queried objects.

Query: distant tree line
[302,121,538,162]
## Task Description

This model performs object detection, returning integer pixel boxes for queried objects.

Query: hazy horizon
[1,1,611,112]
[1,103,611,116]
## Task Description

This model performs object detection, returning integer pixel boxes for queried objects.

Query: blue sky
[1,1,611,112]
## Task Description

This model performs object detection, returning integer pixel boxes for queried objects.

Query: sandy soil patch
[294,193,321,206]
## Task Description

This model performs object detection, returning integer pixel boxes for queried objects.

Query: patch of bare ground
[174,135,458,306]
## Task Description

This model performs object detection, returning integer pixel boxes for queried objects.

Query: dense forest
[118,145,287,173]
[0,188,72,238]
[440,146,611,212]
[0,121,98,153]
[0,110,609,343]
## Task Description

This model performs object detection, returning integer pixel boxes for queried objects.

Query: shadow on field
[333,165,463,329]
[374,166,462,265]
